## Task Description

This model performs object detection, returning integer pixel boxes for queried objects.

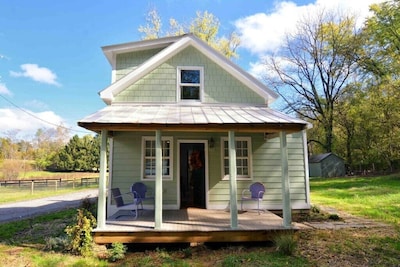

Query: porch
[93,208,303,244]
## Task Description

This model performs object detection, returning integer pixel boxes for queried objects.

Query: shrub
[107,242,127,262]
[274,232,297,256]
[64,208,97,257]
[44,236,70,252]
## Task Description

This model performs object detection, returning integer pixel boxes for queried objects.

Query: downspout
[97,129,108,229]
[280,131,292,227]
[228,130,238,229]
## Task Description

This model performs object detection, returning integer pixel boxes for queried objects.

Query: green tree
[264,9,363,153]
[53,134,100,172]
[139,9,240,59]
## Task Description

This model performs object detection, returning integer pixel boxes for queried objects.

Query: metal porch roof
[78,104,310,133]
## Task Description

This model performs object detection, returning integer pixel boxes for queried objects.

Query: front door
[180,143,206,208]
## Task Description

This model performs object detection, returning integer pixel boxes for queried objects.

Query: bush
[107,242,127,262]
[64,208,97,257]
[274,232,297,256]
[44,236,70,252]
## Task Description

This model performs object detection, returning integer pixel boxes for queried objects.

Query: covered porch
[78,105,310,244]
[94,208,303,244]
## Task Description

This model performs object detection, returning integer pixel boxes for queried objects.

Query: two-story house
[78,34,311,244]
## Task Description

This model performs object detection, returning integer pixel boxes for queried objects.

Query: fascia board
[99,37,193,104]
[189,38,279,105]
[102,36,183,67]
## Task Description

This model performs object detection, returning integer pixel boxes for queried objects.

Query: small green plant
[181,247,192,258]
[107,242,127,262]
[44,236,70,252]
[64,208,97,257]
[274,232,297,256]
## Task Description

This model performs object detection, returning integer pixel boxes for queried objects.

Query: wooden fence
[0,177,99,193]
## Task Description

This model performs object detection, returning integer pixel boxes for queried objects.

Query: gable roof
[99,34,278,105]
[309,153,344,163]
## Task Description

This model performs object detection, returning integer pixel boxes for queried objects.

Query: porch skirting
[93,208,302,244]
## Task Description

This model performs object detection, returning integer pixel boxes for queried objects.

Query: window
[221,137,252,180]
[177,67,203,101]
[142,137,173,180]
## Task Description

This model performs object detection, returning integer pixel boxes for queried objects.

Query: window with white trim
[222,137,252,180]
[142,137,173,180]
[177,66,203,101]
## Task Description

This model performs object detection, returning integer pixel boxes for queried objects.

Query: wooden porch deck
[93,208,301,244]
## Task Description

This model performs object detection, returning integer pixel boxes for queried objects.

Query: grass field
[310,174,400,225]
[0,174,399,266]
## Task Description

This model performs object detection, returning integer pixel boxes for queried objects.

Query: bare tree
[264,9,362,152]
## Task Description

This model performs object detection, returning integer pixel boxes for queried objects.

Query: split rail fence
[0,177,99,194]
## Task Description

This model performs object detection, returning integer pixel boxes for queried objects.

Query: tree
[138,9,240,59]
[264,9,363,152]
[33,126,69,170]
[52,134,101,172]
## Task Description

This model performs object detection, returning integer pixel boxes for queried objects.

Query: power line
[0,94,90,134]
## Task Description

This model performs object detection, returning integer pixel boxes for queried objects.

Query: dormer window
[177,66,203,102]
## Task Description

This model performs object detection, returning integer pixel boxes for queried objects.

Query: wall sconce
[209,137,215,148]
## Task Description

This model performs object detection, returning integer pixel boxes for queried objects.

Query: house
[78,34,311,244]
[309,153,346,178]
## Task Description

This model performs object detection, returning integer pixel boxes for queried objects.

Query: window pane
[181,70,200,83]
[181,86,200,100]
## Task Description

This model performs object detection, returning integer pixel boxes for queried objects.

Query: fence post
[55,180,58,191]
[73,178,75,189]
[31,181,34,195]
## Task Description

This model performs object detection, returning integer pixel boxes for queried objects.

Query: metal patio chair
[131,182,154,210]
[111,187,142,219]
[241,182,265,214]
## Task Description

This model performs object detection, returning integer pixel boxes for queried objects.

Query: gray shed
[309,153,345,177]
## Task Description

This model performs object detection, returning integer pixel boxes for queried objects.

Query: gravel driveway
[0,189,98,224]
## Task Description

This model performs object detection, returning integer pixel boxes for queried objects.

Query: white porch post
[155,130,163,229]
[228,130,238,229]
[280,131,292,227]
[97,129,108,229]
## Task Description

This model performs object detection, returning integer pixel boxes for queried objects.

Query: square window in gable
[177,67,204,102]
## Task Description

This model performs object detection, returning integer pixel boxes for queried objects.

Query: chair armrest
[258,190,265,198]
[242,189,251,198]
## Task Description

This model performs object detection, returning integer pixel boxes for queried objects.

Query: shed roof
[309,153,344,163]
[78,104,310,133]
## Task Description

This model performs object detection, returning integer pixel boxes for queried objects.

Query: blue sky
[0,0,383,140]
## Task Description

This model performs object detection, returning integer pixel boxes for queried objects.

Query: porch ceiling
[78,104,310,133]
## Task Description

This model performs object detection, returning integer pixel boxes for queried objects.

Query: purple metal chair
[241,182,265,214]
[131,182,154,210]
[111,188,141,219]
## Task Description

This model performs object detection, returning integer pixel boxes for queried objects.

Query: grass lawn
[310,174,400,225]
[0,174,399,266]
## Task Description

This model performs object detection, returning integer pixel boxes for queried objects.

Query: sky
[0,0,385,140]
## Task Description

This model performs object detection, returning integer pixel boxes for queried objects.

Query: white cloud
[235,0,386,77]
[0,83,11,95]
[10,63,61,86]
[0,108,65,139]
[235,0,386,55]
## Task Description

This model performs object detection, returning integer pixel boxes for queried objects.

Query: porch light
[209,137,215,148]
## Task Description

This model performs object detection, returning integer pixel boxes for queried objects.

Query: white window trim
[221,137,252,180]
[177,66,204,102]
[141,136,173,181]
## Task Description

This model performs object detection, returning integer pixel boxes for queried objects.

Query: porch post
[228,130,238,229]
[155,130,163,229]
[97,129,108,229]
[280,131,292,227]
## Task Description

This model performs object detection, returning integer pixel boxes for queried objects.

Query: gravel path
[0,189,98,224]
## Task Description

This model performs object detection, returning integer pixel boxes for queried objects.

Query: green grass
[0,185,97,204]
[310,174,400,224]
